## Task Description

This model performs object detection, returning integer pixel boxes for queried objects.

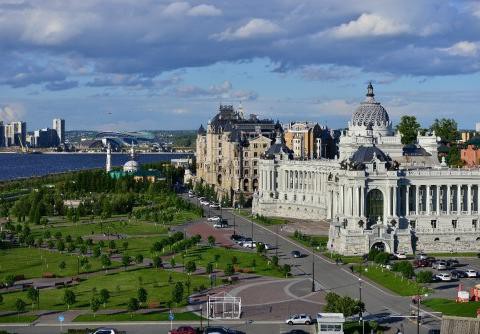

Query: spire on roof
[366,82,374,98]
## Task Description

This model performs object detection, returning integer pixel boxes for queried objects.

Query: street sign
[58,315,64,323]
[169,311,174,321]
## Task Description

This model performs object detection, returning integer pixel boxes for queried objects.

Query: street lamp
[311,246,315,292]
[416,291,428,334]
[200,305,203,330]
[275,224,279,257]
[250,220,254,249]
[358,278,363,326]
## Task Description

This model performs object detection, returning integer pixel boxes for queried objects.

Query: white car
[436,273,452,281]
[90,329,117,334]
[465,269,478,278]
[200,200,210,206]
[242,241,257,248]
[263,243,274,250]
[209,203,220,209]
[213,222,228,228]
[285,314,312,325]
[394,252,407,259]
[207,216,221,222]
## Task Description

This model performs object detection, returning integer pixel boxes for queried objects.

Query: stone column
[468,184,472,215]
[406,185,410,216]
[353,186,358,217]
[360,186,365,217]
[386,186,391,217]
[436,185,440,214]
[415,185,420,216]
[457,185,462,213]
[426,185,431,215]
[447,185,451,215]
[393,186,397,217]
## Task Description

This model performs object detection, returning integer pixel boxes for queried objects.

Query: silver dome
[123,160,139,173]
[351,83,389,127]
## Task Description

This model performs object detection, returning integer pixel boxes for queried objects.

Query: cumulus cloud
[325,13,411,38]
[440,41,479,57]
[0,104,26,123]
[213,18,281,41]
[169,80,257,101]
[188,4,222,17]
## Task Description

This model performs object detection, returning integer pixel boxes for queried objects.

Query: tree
[172,282,184,304]
[447,144,463,167]
[93,246,101,258]
[63,289,76,310]
[257,243,266,254]
[395,115,421,145]
[101,254,111,272]
[325,292,365,317]
[127,297,139,316]
[99,288,110,308]
[56,240,65,252]
[170,257,176,269]
[5,275,15,288]
[90,296,101,318]
[122,241,129,251]
[231,256,238,265]
[152,256,162,269]
[15,298,26,318]
[0,294,3,304]
[26,287,39,310]
[373,252,390,265]
[79,244,87,255]
[271,255,279,267]
[430,118,459,143]
[224,263,235,277]
[392,261,414,279]
[58,261,66,271]
[207,235,215,247]
[121,254,131,270]
[206,262,214,274]
[135,254,144,265]
[137,287,148,307]
[282,264,291,278]
[185,260,196,273]
[416,270,433,283]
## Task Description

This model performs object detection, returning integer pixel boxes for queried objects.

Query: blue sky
[0,0,479,131]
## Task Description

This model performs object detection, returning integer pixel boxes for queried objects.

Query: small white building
[317,313,345,334]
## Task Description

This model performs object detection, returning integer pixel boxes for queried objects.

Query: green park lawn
[0,247,121,279]
[323,251,363,264]
[0,268,209,311]
[0,314,38,323]
[74,311,202,322]
[355,265,428,296]
[182,246,284,278]
[123,236,168,257]
[428,252,479,258]
[423,298,480,317]
[31,220,168,239]
[235,209,288,226]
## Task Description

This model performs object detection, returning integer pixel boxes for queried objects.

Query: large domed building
[253,83,480,256]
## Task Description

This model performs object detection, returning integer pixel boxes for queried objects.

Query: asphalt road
[0,321,312,334]
[192,197,441,334]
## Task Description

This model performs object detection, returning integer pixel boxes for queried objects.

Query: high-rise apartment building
[0,121,5,147]
[5,121,26,147]
[53,118,65,144]
[33,128,60,147]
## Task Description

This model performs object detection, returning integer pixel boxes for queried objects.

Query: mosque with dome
[253,83,480,255]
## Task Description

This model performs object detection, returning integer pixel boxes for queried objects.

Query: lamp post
[200,305,203,330]
[250,220,254,249]
[311,246,315,292]
[416,290,428,334]
[358,278,363,325]
[275,224,279,257]
[233,210,236,235]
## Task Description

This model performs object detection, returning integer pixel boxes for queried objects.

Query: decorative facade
[253,84,480,255]
[283,122,337,160]
[195,105,280,204]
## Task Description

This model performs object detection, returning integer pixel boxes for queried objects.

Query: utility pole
[275,224,279,257]
[311,247,315,292]
[358,277,363,327]
[233,209,236,235]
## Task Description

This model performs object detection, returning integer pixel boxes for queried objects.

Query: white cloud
[187,4,222,17]
[440,41,479,57]
[173,108,189,114]
[0,103,26,123]
[326,13,410,39]
[162,2,191,16]
[213,18,281,41]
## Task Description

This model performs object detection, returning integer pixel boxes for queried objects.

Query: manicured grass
[0,247,121,279]
[354,265,428,296]
[0,268,209,311]
[428,252,479,258]
[423,298,480,317]
[172,211,201,225]
[123,236,168,257]
[31,220,168,239]
[236,209,288,225]
[289,235,328,251]
[323,251,363,264]
[74,311,202,322]
[183,246,284,278]
[0,314,38,323]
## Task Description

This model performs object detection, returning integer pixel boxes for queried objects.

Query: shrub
[373,252,390,265]
[416,270,433,283]
[392,261,414,279]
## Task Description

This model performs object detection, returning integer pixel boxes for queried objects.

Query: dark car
[168,326,197,334]
[230,234,244,242]
[291,250,302,258]
[283,331,309,334]
[451,269,467,279]
[414,259,430,268]
[446,259,460,268]
[204,327,244,334]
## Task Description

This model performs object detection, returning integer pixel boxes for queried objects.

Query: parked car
[200,200,210,206]
[394,252,407,259]
[207,216,221,222]
[242,240,257,248]
[90,329,119,334]
[436,273,452,281]
[291,250,302,258]
[209,203,220,209]
[188,193,194,198]
[451,270,467,279]
[432,261,447,270]
[446,259,460,268]
[285,314,312,325]
[414,259,430,268]
[168,326,197,334]
[204,327,244,334]
[214,221,228,228]
[416,253,428,260]
[263,243,274,250]
[230,234,244,243]
[465,269,478,278]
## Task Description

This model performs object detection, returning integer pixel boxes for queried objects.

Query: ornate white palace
[253,84,480,255]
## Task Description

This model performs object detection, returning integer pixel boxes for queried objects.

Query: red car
[168,326,197,334]
[414,259,430,268]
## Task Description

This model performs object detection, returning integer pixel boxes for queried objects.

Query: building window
[254,152,258,157]
[473,219,478,229]
[284,194,287,200]
[218,143,222,147]
[253,161,257,166]
[452,220,457,229]
[244,152,248,157]
[455,237,461,241]
[218,150,221,156]
[434,237,440,241]
[431,220,437,229]
[409,220,416,229]
[263,144,267,148]
[293,195,296,201]
[244,169,249,177]
[253,169,257,175]
[253,144,258,148]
